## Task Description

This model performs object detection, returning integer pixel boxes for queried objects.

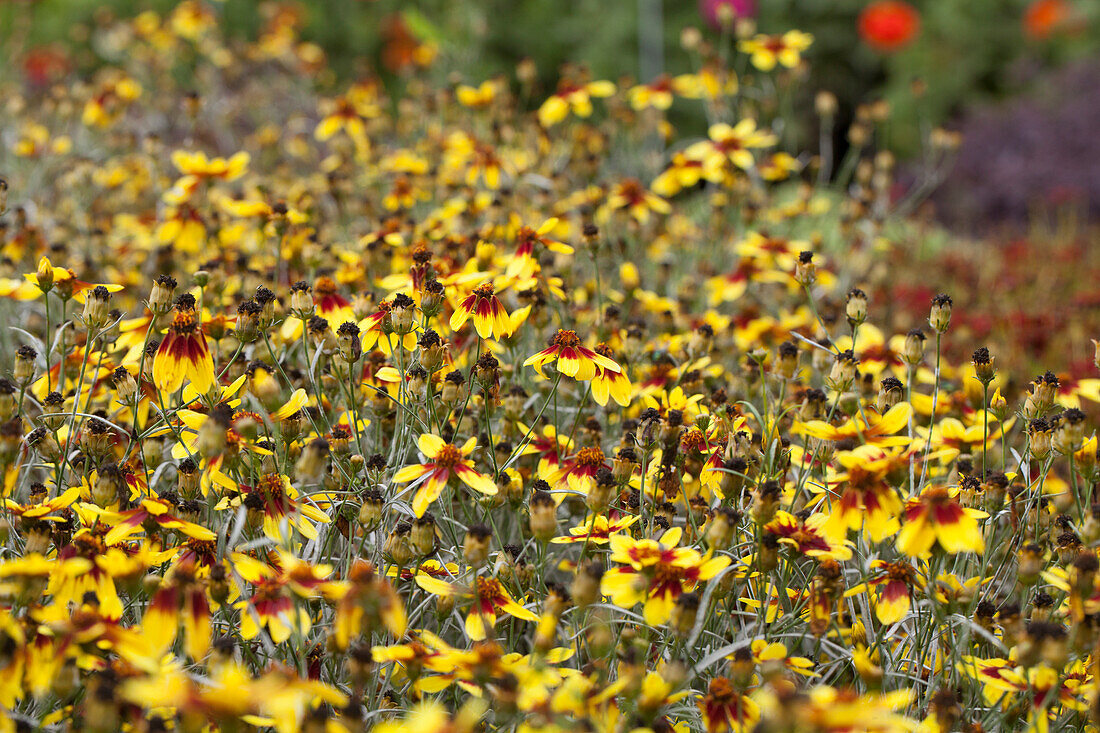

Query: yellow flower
[738,31,814,72]
[538,80,616,127]
[896,486,986,557]
[392,434,498,517]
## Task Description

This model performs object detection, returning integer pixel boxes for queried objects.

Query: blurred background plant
[4,0,1097,160]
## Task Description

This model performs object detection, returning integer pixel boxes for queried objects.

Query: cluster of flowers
[0,2,1095,732]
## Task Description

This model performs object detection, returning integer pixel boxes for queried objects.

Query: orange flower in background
[858,1,921,52]
[153,295,215,396]
[1023,0,1073,39]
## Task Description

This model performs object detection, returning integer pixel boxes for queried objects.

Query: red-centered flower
[897,486,985,556]
[846,559,923,625]
[551,514,639,544]
[221,472,330,540]
[858,1,921,52]
[464,576,538,640]
[392,434,498,517]
[547,445,609,495]
[524,329,621,382]
[143,558,212,661]
[100,497,216,545]
[450,282,512,339]
[153,299,215,395]
[765,510,853,561]
[699,676,760,732]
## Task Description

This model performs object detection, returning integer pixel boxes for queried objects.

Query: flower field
[0,3,1098,732]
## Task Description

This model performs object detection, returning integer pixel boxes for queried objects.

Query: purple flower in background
[699,0,757,29]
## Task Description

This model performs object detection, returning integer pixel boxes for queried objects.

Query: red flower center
[434,444,464,469]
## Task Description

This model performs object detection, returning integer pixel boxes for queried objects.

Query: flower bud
[111,366,138,402]
[390,293,416,335]
[384,522,416,566]
[337,322,363,365]
[290,280,314,319]
[35,257,55,293]
[845,288,868,328]
[971,347,995,386]
[903,328,926,367]
[587,467,616,515]
[775,341,798,380]
[825,350,858,393]
[795,250,816,286]
[82,285,112,330]
[529,490,557,542]
[929,293,952,334]
[877,376,904,413]
[149,275,177,315]
[13,346,36,387]
[358,489,383,530]
[412,513,438,557]
[571,561,604,609]
[463,524,492,567]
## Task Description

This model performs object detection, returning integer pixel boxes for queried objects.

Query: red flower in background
[1024,0,1071,39]
[858,1,921,52]
[23,46,70,86]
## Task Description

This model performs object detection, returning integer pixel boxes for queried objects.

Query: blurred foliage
[2,0,1098,157]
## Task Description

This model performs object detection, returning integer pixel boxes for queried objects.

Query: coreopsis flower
[524,329,621,382]
[628,75,675,111]
[168,150,249,196]
[22,256,124,301]
[755,686,917,733]
[758,152,801,181]
[551,514,638,544]
[686,120,778,174]
[765,510,853,561]
[456,79,499,108]
[142,557,213,661]
[537,79,616,127]
[796,402,913,448]
[651,153,706,197]
[315,83,380,144]
[896,486,985,556]
[464,576,539,640]
[601,179,671,225]
[450,282,513,339]
[515,424,574,477]
[216,472,330,540]
[591,344,632,407]
[738,31,814,71]
[749,638,816,678]
[81,73,142,127]
[98,497,216,545]
[602,527,731,624]
[699,676,760,733]
[958,658,1086,732]
[506,218,573,280]
[392,434,498,517]
[845,560,923,625]
[821,446,906,542]
[546,446,609,495]
[153,295,216,396]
